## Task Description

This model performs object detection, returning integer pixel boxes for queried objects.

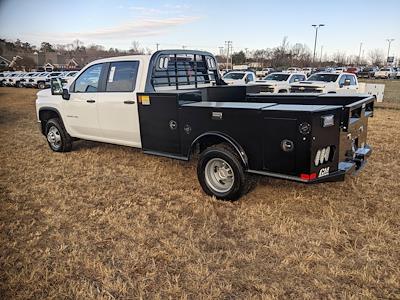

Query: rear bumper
[308,145,372,183]
[248,145,372,184]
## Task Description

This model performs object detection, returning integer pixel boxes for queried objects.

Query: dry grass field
[1,84,400,299]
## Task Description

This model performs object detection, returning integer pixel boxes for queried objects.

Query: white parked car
[285,67,302,73]
[222,71,256,85]
[250,72,306,93]
[302,67,313,77]
[30,72,62,89]
[7,72,26,87]
[374,67,396,79]
[334,67,347,73]
[290,72,385,102]
[60,71,79,84]
[255,68,274,78]
[18,72,39,88]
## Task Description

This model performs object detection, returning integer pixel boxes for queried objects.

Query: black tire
[37,81,45,89]
[197,143,254,200]
[278,89,288,93]
[45,118,72,152]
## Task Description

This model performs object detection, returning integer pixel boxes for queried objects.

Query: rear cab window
[105,61,139,92]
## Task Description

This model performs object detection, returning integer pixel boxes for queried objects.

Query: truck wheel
[38,81,45,89]
[197,143,252,200]
[45,118,72,152]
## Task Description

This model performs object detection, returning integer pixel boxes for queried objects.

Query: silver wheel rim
[47,126,62,150]
[204,158,235,193]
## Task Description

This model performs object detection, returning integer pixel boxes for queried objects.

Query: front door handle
[124,100,135,104]
[86,99,95,103]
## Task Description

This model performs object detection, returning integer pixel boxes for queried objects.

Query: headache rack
[149,51,220,92]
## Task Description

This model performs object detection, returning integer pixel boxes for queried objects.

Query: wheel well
[39,109,61,135]
[189,133,248,167]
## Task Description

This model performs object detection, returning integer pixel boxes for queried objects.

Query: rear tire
[45,118,72,152]
[197,143,253,200]
[38,81,45,89]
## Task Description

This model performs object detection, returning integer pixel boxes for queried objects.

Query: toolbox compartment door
[263,118,297,174]
[137,93,181,155]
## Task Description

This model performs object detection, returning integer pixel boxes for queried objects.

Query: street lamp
[312,24,325,65]
[358,42,363,65]
[386,38,395,64]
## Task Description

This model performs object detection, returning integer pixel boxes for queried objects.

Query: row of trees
[216,38,389,68]
[1,38,390,70]
[0,38,150,58]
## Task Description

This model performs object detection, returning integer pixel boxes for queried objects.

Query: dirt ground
[0,86,399,299]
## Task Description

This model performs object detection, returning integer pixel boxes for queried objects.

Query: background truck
[37,50,374,200]
[290,72,385,102]
[249,72,306,93]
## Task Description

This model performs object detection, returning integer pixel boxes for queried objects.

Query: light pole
[320,45,323,64]
[386,38,395,64]
[312,24,325,66]
[358,42,363,65]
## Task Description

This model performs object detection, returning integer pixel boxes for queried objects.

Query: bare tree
[368,49,385,66]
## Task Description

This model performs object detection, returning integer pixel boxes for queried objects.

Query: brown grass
[0,87,399,299]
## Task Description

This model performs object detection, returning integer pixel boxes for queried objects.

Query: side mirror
[51,78,63,95]
[344,79,351,86]
[51,77,70,100]
[294,78,299,82]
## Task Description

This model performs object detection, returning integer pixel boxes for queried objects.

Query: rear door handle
[124,100,135,104]
[86,99,95,103]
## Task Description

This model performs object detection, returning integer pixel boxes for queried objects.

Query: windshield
[263,73,290,81]
[307,73,339,82]
[223,72,245,80]
[381,68,390,71]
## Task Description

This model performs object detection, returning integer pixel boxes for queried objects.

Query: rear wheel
[45,118,72,152]
[197,143,253,200]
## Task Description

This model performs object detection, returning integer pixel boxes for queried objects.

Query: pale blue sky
[0,0,399,58]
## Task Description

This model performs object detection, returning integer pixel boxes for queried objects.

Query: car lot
[0,86,399,298]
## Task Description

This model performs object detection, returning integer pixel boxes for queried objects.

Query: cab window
[106,61,139,92]
[74,64,103,93]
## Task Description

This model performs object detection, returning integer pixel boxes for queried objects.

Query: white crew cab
[31,72,62,89]
[374,67,396,79]
[290,72,385,102]
[7,72,25,87]
[19,72,39,87]
[250,72,306,93]
[222,71,256,85]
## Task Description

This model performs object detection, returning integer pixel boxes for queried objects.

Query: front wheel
[45,118,72,152]
[197,143,253,200]
[37,81,45,89]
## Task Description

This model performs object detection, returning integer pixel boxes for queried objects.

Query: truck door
[96,61,142,147]
[63,63,103,138]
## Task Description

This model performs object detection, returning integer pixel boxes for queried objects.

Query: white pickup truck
[36,50,375,200]
[249,72,306,93]
[290,72,385,102]
[222,71,256,85]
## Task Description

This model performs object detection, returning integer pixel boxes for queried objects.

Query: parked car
[334,67,346,73]
[357,67,379,78]
[374,67,396,79]
[222,71,256,85]
[395,67,400,79]
[255,68,274,78]
[285,67,302,73]
[7,73,26,87]
[60,71,79,85]
[37,50,374,200]
[18,72,39,88]
[302,67,313,77]
[290,72,385,101]
[345,67,360,74]
[249,72,306,93]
